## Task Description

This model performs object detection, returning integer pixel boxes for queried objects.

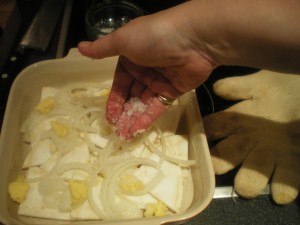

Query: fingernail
[78,41,91,48]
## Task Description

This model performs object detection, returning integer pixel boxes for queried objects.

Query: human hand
[78,6,215,139]
[78,0,300,140]
[203,70,300,204]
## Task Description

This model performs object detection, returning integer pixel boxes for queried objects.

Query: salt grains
[113,97,148,140]
[125,97,147,116]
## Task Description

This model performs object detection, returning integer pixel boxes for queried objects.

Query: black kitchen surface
[1,0,299,224]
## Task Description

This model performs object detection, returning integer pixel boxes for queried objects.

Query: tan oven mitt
[203,70,300,204]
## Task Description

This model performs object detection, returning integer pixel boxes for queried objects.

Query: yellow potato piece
[35,96,55,114]
[69,180,88,206]
[51,121,69,138]
[144,201,168,217]
[8,175,29,204]
[98,88,109,97]
[119,175,144,194]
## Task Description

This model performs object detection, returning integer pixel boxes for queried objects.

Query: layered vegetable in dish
[8,81,195,221]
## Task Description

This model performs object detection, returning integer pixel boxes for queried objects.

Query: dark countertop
[188,196,299,225]
[1,0,299,224]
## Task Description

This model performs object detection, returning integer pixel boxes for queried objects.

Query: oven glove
[202,70,300,204]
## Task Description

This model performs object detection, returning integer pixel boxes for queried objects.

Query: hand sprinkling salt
[113,97,154,140]
[104,57,181,141]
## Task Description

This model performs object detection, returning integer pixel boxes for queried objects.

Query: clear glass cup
[85,0,144,40]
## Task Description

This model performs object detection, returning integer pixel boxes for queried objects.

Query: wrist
[161,0,230,67]
[170,0,300,73]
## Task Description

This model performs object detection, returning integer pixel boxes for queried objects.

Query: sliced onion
[26,170,53,183]
[87,178,107,220]
[116,192,146,209]
[43,192,61,209]
[119,170,164,196]
[20,82,196,221]
[100,158,162,219]
[98,138,121,176]
[54,162,93,177]
[26,151,62,183]
[145,138,196,167]
[71,107,103,133]
[115,134,146,151]
[38,176,66,196]
[84,133,116,159]
[48,129,77,155]
[84,132,105,155]
[59,187,72,212]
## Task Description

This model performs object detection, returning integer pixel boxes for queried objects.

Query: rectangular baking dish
[0,48,215,225]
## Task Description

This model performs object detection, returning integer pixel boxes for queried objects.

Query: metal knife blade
[0,0,66,120]
[20,0,66,51]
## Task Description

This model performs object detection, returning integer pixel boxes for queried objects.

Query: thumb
[213,74,258,101]
[78,32,121,59]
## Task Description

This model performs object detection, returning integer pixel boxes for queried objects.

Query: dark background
[0,0,299,224]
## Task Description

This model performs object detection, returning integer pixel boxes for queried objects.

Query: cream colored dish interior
[0,49,215,225]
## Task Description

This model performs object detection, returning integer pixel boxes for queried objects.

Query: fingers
[271,150,300,204]
[114,91,167,140]
[234,147,275,199]
[213,75,256,101]
[127,99,166,138]
[106,59,134,125]
[203,111,237,140]
[78,32,121,59]
[130,80,146,98]
[106,57,181,139]
[210,133,255,174]
[119,57,182,99]
[113,97,148,140]
[106,59,169,140]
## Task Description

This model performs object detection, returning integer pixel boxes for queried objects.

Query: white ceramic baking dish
[0,48,215,225]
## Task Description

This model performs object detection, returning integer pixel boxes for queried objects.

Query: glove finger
[234,147,275,198]
[213,75,256,101]
[210,133,255,175]
[203,111,237,141]
[271,149,300,204]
